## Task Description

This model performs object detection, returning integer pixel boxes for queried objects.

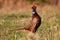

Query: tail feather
[9,26,31,31]
[9,27,25,31]
[15,28,25,30]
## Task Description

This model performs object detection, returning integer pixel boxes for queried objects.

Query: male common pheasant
[11,5,41,33]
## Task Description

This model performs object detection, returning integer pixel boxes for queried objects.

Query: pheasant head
[32,5,37,14]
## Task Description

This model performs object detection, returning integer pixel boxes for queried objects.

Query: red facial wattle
[32,5,37,10]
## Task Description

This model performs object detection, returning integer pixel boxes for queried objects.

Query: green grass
[0,6,60,40]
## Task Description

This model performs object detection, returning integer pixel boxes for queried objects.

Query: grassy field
[0,5,60,40]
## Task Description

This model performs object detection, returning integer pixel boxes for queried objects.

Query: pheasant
[11,5,41,33]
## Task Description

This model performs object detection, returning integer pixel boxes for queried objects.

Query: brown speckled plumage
[24,9,41,33]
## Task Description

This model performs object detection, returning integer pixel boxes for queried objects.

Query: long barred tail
[9,26,31,31]
[9,27,25,31]
[15,28,25,30]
